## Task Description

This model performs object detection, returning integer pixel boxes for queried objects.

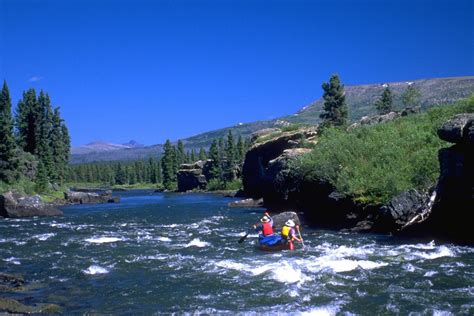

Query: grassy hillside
[70,76,474,163]
[293,96,474,204]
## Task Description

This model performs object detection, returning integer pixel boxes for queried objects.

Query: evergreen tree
[0,81,17,183]
[162,139,177,189]
[177,140,186,165]
[320,74,348,127]
[225,130,236,165]
[218,137,225,165]
[208,140,222,180]
[156,158,163,184]
[199,147,207,161]
[35,160,49,192]
[35,91,54,178]
[115,163,127,185]
[223,130,236,181]
[236,135,245,162]
[401,84,421,108]
[16,89,39,154]
[190,149,197,163]
[375,86,394,114]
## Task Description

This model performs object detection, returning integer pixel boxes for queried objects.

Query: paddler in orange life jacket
[281,219,303,243]
[253,211,274,236]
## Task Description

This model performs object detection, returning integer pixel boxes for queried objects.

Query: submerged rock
[0,191,63,218]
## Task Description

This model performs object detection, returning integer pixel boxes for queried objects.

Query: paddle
[296,225,305,249]
[238,227,254,244]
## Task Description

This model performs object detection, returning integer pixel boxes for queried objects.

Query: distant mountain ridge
[71,140,144,155]
[70,76,474,164]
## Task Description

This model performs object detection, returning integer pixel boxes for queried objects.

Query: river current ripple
[1,191,473,314]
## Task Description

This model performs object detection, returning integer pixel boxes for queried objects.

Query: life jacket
[281,225,291,239]
[262,222,273,236]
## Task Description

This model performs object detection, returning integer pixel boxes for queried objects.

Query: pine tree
[401,84,421,108]
[162,139,177,189]
[36,91,54,179]
[199,147,207,161]
[16,89,39,154]
[0,81,17,183]
[115,163,127,185]
[236,135,245,162]
[35,160,49,192]
[320,74,348,127]
[190,149,197,163]
[375,86,394,114]
[177,140,186,164]
[208,140,222,180]
[223,130,236,181]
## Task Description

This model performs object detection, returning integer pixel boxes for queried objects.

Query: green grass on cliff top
[294,96,474,204]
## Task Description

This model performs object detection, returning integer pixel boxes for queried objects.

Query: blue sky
[1,0,473,146]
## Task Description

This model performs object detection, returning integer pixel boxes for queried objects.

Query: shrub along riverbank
[293,96,474,204]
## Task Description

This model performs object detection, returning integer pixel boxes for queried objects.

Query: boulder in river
[64,189,119,204]
[0,191,63,218]
[228,198,264,208]
[271,211,301,232]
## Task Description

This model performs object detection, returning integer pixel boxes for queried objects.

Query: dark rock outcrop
[0,191,63,218]
[402,113,474,244]
[64,189,119,204]
[242,127,317,200]
[177,161,208,192]
[374,189,430,233]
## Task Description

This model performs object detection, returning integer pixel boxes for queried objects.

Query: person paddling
[253,211,274,236]
[281,219,303,244]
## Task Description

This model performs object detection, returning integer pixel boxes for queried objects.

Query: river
[1,190,473,314]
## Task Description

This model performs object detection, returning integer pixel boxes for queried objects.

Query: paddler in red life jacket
[281,219,303,243]
[253,211,274,236]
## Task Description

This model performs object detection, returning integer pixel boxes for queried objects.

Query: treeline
[0,81,70,193]
[67,130,251,190]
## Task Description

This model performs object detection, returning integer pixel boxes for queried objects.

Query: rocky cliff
[400,113,474,244]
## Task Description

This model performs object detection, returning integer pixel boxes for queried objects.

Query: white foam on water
[33,233,56,241]
[433,310,454,316]
[214,260,308,284]
[300,304,342,316]
[85,236,124,244]
[424,271,438,277]
[4,257,21,265]
[270,262,305,283]
[157,236,172,242]
[301,255,388,273]
[82,265,109,275]
[413,246,456,260]
[403,263,416,272]
[185,238,210,248]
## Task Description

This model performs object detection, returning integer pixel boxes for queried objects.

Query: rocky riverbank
[239,111,474,245]
[0,188,120,219]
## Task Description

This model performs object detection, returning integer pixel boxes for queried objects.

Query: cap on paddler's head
[285,219,296,227]
[260,215,270,223]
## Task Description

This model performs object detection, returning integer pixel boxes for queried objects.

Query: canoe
[259,241,294,251]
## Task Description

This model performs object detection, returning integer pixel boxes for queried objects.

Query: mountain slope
[70,76,474,164]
